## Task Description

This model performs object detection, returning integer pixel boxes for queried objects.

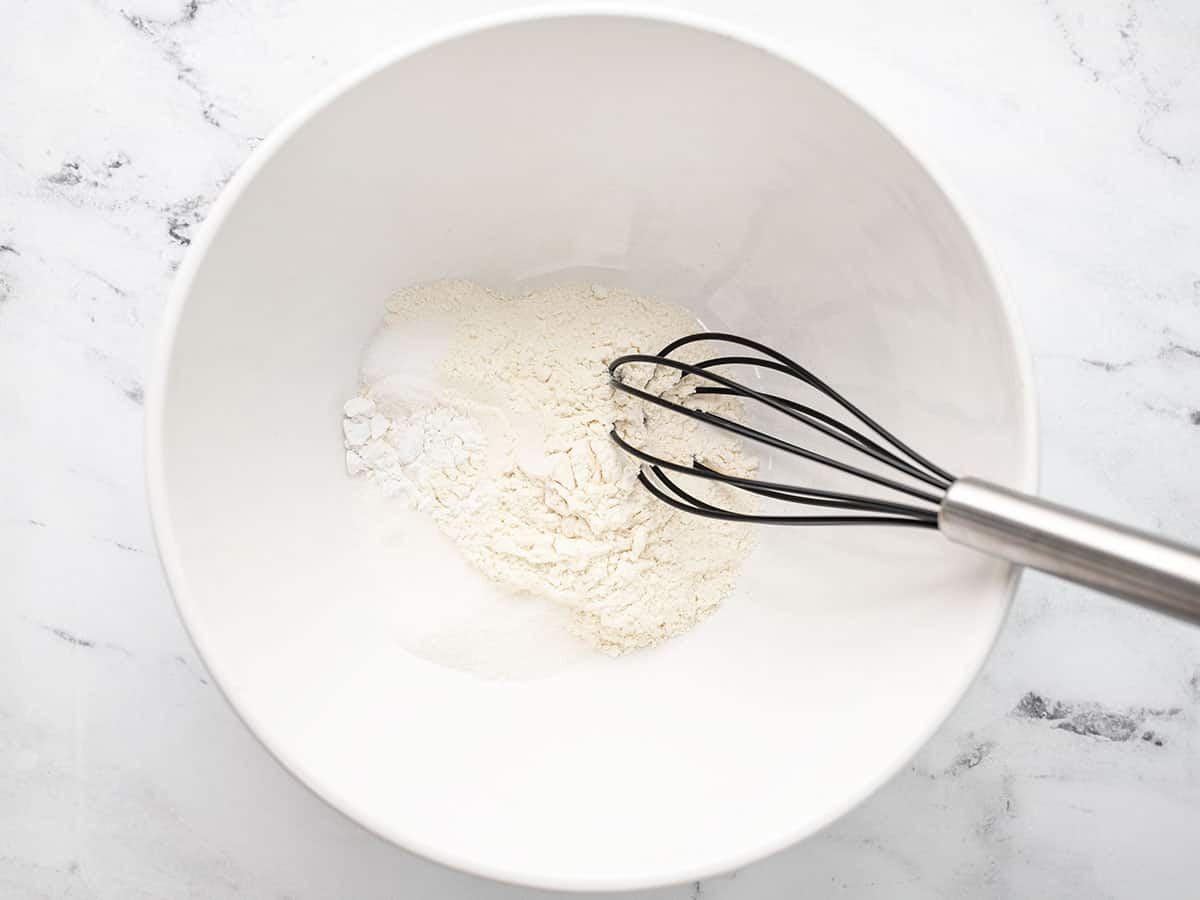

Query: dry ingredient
[342,279,755,655]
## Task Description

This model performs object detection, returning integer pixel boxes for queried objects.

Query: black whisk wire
[657,332,954,485]
[687,358,945,490]
[639,467,938,528]
[609,429,939,521]
[608,333,954,527]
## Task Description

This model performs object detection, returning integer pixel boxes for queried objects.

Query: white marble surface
[3,0,1199,896]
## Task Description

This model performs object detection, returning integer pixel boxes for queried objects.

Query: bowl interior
[152,15,1035,890]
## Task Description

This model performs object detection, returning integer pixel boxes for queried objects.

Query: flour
[343,280,755,655]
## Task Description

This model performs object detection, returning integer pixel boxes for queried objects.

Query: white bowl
[147,10,1037,891]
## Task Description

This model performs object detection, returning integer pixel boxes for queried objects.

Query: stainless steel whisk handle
[940,478,1200,624]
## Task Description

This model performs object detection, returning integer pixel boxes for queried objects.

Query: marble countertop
[3,0,1198,897]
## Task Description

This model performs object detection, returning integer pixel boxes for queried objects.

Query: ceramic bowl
[147,10,1037,891]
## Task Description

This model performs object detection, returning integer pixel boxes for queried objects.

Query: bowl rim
[145,5,1040,891]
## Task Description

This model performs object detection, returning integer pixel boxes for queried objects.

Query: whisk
[608,332,1200,624]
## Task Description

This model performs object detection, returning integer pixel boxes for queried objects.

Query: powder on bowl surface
[341,279,755,655]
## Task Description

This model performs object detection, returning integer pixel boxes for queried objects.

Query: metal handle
[940,478,1200,624]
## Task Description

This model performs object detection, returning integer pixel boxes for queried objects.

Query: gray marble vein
[4,0,1200,898]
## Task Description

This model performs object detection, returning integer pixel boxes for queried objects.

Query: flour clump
[342,280,755,655]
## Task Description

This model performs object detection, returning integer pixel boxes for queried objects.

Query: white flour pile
[342,279,755,655]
